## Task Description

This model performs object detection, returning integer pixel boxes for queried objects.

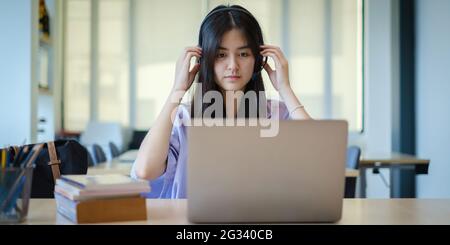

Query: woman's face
[214,28,255,92]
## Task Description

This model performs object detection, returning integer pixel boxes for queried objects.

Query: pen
[1,149,5,169]
[7,147,15,168]
[0,144,43,212]
[20,149,33,168]
[25,144,44,168]
[13,146,29,168]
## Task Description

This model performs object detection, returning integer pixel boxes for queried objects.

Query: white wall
[0,0,38,146]
[348,0,399,198]
[36,0,64,141]
[416,0,450,198]
[52,0,64,133]
[363,0,396,154]
[37,95,55,142]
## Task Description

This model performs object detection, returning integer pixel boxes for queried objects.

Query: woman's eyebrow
[218,45,251,50]
[238,45,251,50]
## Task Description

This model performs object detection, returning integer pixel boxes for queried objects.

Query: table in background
[87,150,137,175]
[88,151,359,178]
[359,152,430,198]
[117,150,138,163]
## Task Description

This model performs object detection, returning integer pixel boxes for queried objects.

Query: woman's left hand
[260,45,291,92]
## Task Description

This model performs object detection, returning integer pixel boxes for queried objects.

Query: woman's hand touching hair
[261,44,312,120]
[260,44,291,93]
[172,46,202,93]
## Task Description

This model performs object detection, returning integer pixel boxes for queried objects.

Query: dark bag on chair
[31,140,88,198]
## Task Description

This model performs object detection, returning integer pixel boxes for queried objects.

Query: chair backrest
[346,146,361,169]
[92,143,107,164]
[128,130,148,150]
[109,141,121,158]
[80,122,129,160]
[345,146,361,198]
[87,150,96,166]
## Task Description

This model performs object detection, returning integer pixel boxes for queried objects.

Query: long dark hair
[191,5,267,118]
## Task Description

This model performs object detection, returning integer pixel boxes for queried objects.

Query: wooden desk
[118,149,138,163]
[86,150,136,175]
[359,152,430,198]
[95,150,359,177]
[92,151,429,198]
[22,199,450,225]
[87,160,132,175]
[360,152,430,165]
[88,160,358,178]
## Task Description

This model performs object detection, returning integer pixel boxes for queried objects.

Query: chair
[109,141,121,158]
[80,122,128,161]
[92,143,107,164]
[128,130,148,150]
[346,146,361,169]
[87,151,96,166]
[344,146,361,198]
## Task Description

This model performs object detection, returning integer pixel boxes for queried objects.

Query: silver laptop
[187,120,348,223]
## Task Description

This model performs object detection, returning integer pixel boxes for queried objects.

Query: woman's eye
[217,53,226,58]
[240,52,249,57]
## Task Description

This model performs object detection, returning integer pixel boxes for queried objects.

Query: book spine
[56,204,78,223]
[55,192,80,223]
[58,177,86,189]
[56,179,82,194]
[56,178,150,192]
[54,185,76,200]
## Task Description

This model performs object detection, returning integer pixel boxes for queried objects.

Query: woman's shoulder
[171,103,191,128]
[175,103,191,117]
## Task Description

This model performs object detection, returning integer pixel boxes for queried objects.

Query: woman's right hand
[172,46,202,92]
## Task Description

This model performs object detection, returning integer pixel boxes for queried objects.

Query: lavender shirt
[131,99,291,199]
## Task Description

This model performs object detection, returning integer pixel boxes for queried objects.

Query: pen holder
[0,166,34,223]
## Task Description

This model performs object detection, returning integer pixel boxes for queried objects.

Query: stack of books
[54,174,151,223]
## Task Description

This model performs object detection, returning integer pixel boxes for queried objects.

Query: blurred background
[61,0,362,131]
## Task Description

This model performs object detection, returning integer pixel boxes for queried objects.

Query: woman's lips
[225,76,241,81]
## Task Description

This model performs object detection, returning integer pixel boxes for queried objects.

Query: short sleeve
[130,104,189,198]
[267,99,291,120]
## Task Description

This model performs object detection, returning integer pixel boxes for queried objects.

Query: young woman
[131,5,312,198]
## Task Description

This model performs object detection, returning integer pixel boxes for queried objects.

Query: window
[64,0,129,131]
[64,0,91,131]
[289,0,363,131]
[63,0,363,132]
[134,0,202,129]
[98,0,129,125]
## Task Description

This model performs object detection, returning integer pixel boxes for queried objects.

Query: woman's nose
[226,56,239,71]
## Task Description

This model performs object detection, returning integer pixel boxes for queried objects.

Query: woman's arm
[134,95,182,180]
[261,44,312,120]
[134,47,201,180]
[278,85,312,120]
